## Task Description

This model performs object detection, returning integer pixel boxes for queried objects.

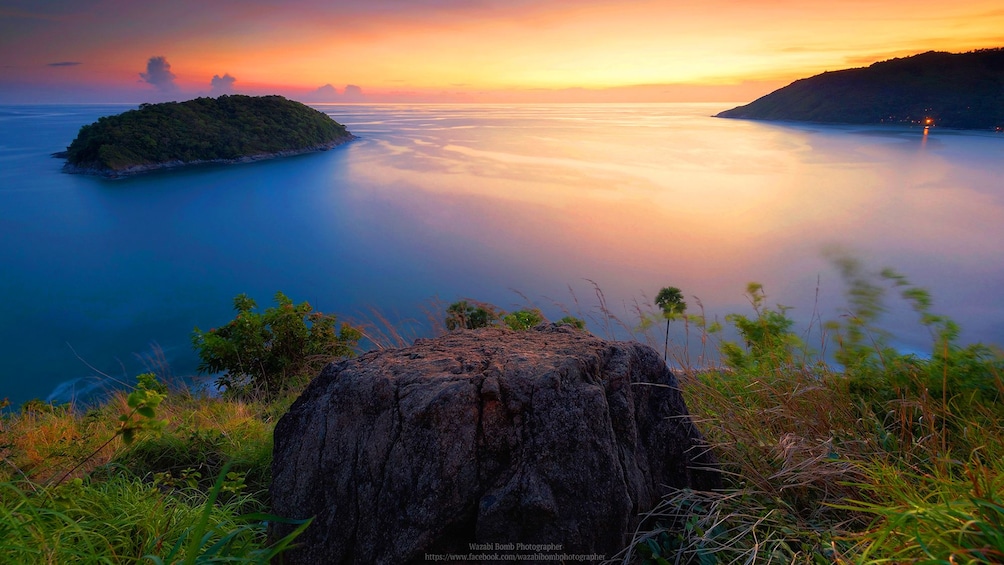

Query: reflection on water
[1,103,1002,404]
[329,104,1004,334]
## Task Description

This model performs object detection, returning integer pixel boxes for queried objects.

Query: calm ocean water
[1,103,1002,406]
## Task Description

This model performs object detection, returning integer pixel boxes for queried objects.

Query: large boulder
[270,325,719,564]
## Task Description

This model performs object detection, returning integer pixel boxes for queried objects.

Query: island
[716,48,1004,131]
[57,95,355,177]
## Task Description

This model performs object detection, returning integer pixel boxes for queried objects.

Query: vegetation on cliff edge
[2,265,1003,563]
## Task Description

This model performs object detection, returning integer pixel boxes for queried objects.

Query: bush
[444,301,573,332]
[502,308,545,331]
[719,283,808,374]
[192,292,361,399]
[556,315,587,330]
[444,300,503,330]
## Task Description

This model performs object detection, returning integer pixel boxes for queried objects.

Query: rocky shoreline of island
[55,94,356,178]
[54,135,356,179]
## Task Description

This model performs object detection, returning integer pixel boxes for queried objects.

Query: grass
[2,260,1003,563]
[0,466,310,564]
[611,261,1004,564]
[0,381,300,563]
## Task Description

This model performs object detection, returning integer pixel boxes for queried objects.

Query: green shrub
[444,300,503,330]
[444,301,574,332]
[719,283,808,374]
[556,315,587,330]
[192,292,361,399]
[502,308,545,331]
[113,418,272,508]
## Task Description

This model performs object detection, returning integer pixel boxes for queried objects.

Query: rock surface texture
[270,325,719,564]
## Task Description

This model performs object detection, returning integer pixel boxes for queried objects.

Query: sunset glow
[1,0,1002,103]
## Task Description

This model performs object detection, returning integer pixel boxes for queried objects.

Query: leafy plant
[502,308,545,331]
[116,422,272,510]
[825,257,1004,425]
[19,398,62,415]
[556,315,587,330]
[154,467,204,491]
[192,292,362,399]
[144,462,311,565]
[444,300,503,330]
[52,373,167,486]
[719,283,808,374]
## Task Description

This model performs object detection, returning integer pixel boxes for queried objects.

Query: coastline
[57,134,357,179]
[713,114,1004,134]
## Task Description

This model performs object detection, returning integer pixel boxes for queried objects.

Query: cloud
[302,84,367,103]
[210,73,236,94]
[343,84,364,101]
[140,56,176,91]
[47,61,81,67]
[300,84,340,102]
[314,84,339,98]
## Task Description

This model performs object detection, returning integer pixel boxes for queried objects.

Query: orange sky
[1,0,1002,103]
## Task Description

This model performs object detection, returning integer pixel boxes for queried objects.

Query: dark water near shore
[1,103,1002,406]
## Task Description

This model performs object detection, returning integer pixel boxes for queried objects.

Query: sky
[1,0,1003,104]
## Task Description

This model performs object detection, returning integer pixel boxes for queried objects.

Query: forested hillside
[717,49,1004,130]
[61,95,353,175]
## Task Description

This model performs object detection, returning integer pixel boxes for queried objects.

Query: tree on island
[717,48,1004,130]
[60,94,354,176]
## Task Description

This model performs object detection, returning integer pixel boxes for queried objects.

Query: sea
[1,102,1002,407]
